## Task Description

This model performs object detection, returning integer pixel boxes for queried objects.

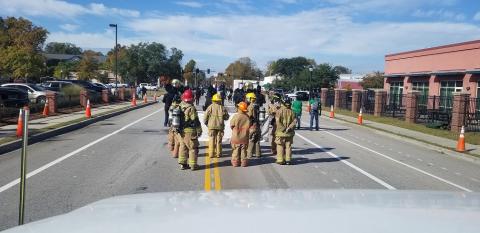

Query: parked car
[60,80,105,93]
[0,87,30,107]
[41,81,74,92]
[0,83,48,103]
[108,82,129,88]
[286,91,309,101]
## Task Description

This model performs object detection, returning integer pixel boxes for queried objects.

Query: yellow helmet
[246,92,256,102]
[212,93,222,102]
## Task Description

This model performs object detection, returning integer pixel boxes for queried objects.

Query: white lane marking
[0,109,162,194]
[470,177,479,182]
[455,172,462,176]
[321,130,473,192]
[417,158,423,162]
[332,179,339,183]
[297,133,396,190]
[441,167,448,171]
[320,171,327,175]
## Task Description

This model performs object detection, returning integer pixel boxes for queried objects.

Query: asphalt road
[1,97,480,230]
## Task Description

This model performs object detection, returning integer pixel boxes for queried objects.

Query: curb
[320,111,480,164]
[0,101,158,155]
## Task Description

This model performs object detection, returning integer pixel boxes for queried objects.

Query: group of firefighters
[166,79,297,171]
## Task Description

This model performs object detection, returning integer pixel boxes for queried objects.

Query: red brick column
[405,91,420,123]
[119,87,125,101]
[46,92,57,114]
[320,88,328,108]
[130,87,136,99]
[374,89,386,117]
[351,89,362,112]
[101,90,109,103]
[80,90,89,107]
[450,92,470,133]
[334,89,346,109]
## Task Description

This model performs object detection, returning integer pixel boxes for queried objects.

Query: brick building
[384,40,480,98]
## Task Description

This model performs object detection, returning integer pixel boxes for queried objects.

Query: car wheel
[37,96,46,104]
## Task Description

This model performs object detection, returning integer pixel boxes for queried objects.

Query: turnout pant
[172,131,181,158]
[247,128,261,158]
[178,132,199,166]
[231,144,248,162]
[208,129,224,158]
[168,128,175,152]
[275,136,293,163]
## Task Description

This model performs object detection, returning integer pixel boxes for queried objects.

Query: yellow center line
[204,153,211,191]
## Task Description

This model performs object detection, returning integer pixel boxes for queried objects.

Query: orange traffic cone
[132,95,137,107]
[456,126,465,152]
[42,99,49,117]
[358,108,363,125]
[85,99,91,118]
[329,105,335,118]
[16,109,23,138]
[143,94,147,103]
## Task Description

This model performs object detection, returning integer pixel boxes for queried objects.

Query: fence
[325,89,334,108]
[361,90,375,114]
[415,95,452,129]
[465,97,480,132]
[337,91,352,110]
[382,93,406,118]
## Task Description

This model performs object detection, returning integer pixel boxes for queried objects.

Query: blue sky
[1,0,479,74]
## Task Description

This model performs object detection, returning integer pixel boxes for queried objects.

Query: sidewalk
[0,101,134,140]
[322,110,480,157]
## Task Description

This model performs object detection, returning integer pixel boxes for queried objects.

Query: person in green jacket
[291,96,302,130]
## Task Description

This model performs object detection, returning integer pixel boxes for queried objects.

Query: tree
[224,57,263,86]
[53,61,78,78]
[183,59,196,84]
[333,65,352,74]
[0,17,48,81]
[44,42,82,55]
[77,50,99,81]
[361,71,384,89]
[273,62,339,90]
[269,57,315,78]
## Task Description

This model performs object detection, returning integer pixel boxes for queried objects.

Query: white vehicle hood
[4,189,480,233]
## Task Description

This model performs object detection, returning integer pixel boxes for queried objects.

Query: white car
[1,83,49,103]
[286,91,309,101]
[139,83,158,91]
[108,83,128,88]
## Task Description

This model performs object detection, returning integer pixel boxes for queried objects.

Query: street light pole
[309,67,313,99]
[109,24,118,95]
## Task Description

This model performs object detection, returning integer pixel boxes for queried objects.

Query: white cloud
[59,23,79,32]
[0,0,140,18]
[175,1,203,8]
[474,12,480,21]
[413,9,465,21]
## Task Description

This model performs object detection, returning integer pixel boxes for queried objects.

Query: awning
[466,69,480,74]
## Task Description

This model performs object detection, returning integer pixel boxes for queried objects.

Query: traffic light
[207,69,210,74]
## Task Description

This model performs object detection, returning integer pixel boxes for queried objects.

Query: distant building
[43,53,107,63]
[384,39,480,97]
[337,73,366,90]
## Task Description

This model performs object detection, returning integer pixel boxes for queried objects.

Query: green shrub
[60,84,83,96]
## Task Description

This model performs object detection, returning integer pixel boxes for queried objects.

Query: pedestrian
[309,94,321,131]
[246,92,261,158]
[268,93,281,155]
[141,86,147,98]
[255,85,266,107]
[230,102,250,167]
[168,94,182,158]
[292,96,302,129]
[178,89,202,170]
[275,97,296,165]
[195,86,203,106]
[204,94,230,158]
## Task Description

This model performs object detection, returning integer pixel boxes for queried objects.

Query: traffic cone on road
[132,95,137,107]
[42,99,49,117]
[329,105,335,118]
[456,126,465,152]
[358,108,363,125]
[16,109,23,138]
[85,99,91,118]
[143,94,147,103]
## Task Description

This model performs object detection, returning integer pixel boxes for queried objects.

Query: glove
[196,129,203,138]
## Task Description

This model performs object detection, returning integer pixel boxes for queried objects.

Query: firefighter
[275,97,296,165]
[246,92,261,158]
[204,94,230,158]
[268,93,281,155]
[178,89,202,170]
[168,94,182,158]
[230,102,250,167]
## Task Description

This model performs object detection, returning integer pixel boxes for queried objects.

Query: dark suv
[0,87,29,107]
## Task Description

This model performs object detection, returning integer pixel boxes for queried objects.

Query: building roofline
[385,39,480,57]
